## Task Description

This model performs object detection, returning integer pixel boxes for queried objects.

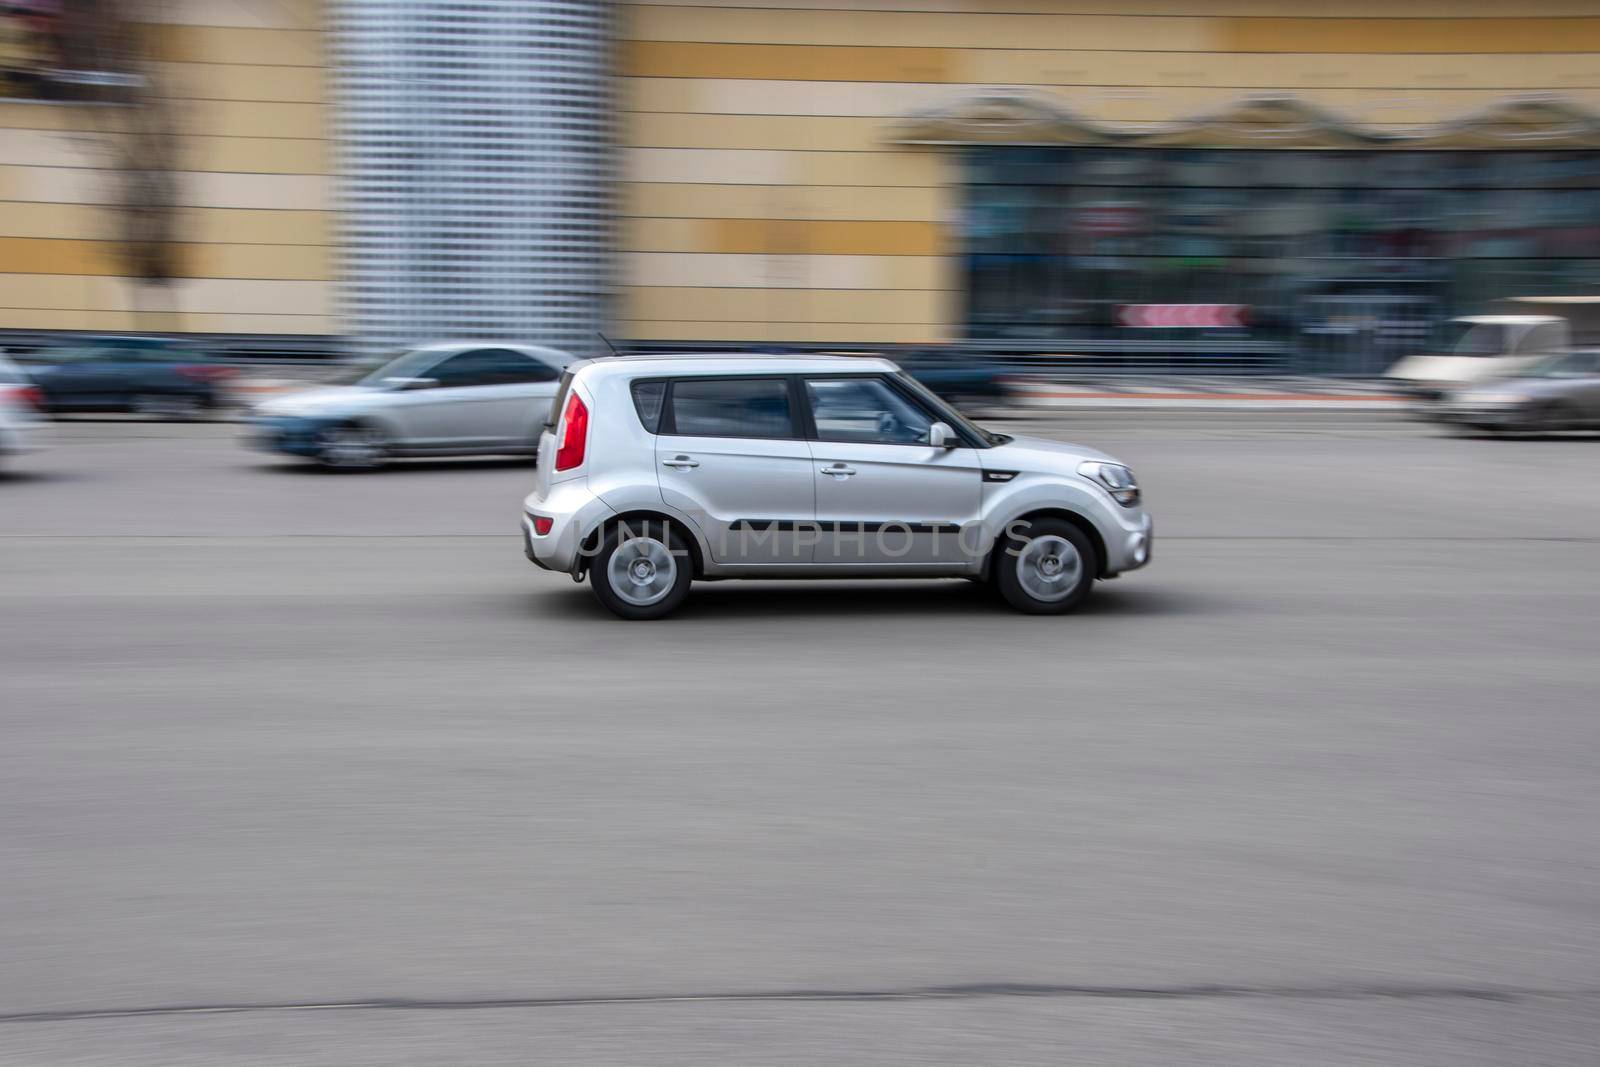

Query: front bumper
[245,415,337,457]
[1436,402,1528,427]
[1102,510,1153,576]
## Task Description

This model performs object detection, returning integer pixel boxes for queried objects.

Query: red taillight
[2,385,42,410]
[554,391,588,471]
[175,364,237,381]
[531,516,553,536]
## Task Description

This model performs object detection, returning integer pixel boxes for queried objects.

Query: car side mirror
[928,421,959,449]
[383,376,438,391]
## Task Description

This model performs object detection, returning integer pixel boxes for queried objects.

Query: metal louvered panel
[332,0,614,358]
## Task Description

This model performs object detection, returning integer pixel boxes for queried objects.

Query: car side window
[805,377,934,445]
[1551,352,1600,377]
[667,377,794,439]
[427,348,554,388]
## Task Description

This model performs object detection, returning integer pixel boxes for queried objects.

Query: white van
[1386,315,1567,403]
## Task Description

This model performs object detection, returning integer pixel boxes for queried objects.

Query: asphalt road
[3,413,1599,1065]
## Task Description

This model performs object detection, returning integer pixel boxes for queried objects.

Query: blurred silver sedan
[1442,350,1600,433]
[248,342,575,469]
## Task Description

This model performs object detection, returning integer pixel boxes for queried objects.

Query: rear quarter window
[631,380,667,433]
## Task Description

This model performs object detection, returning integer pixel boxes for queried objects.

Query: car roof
[404,340,579,361]
[571,353,900,379]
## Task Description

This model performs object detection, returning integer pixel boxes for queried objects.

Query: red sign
[1119,304,1249,328]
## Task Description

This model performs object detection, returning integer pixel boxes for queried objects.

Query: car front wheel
[590,520,693,620]
[316,422,388,471]
[994,517,1097,615]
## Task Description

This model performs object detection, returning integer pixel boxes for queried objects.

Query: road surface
[2,414,1598,1064]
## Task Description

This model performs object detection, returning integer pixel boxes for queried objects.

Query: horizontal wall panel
[626,252,950,289]
[628,148,942,186]
[624,42,954,82]
[624,0,1600,16]
[0,102,324,139]
[625,59,1600,119]
[627,6,1600,52]
[625,113,890,151]
[158,63,328,104]
[623,182,950,221]
[0,308,331,334]
[955,51,1600,90]
[0,274,330,316]
[625,9,1218,50]
[166,312,332,334]
[191,101,327,140]
[0,203,332,245]
[0,167,329,210]
[151,26,323,67]
[630,89,1600,134]
[2,131,326,176]
[1220,18,1600,54]
[0,238,328,280]
[622,319,945,343]
[148,0,320,29]
[623,285,947,323]
[624,218,945,255]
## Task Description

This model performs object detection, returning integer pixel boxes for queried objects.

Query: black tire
[992,516,1098,615]
[132,393,205,421]
[589,519,694,620]
[315,421,388,471]
[1533,402,1578,435]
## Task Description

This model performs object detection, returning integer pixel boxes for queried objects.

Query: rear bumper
[0,418,45,454]
[522,481,615,573]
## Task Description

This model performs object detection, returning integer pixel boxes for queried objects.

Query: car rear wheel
[993,517,1097,615]
[316,422,388,471]
[590,520,693,620]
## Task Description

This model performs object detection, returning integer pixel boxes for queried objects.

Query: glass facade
[964,148,1600,372]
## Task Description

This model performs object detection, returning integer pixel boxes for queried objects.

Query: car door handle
[662,455,699,470]
[820,464,856,477]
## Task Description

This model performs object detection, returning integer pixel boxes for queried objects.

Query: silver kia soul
[522,354,1151,619]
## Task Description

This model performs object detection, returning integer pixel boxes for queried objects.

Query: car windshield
[325,349,441,387]
[1434,321,1508,356]
[893,371,1008,447]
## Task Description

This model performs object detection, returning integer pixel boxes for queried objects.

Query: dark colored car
[21,337,237,418]
[892,349,1009,411]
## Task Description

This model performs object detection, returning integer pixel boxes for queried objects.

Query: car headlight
[1078,461,1141,507]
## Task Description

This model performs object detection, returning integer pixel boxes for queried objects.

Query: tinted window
[669,378,794,439]
[806,377,934,445]
[631,380,667,432]
[430,348,556,387]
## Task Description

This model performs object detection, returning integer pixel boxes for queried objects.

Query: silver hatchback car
[522,354,1152,619]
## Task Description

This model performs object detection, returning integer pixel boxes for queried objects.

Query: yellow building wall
[618,0,1600,345]
[0,0,330,336]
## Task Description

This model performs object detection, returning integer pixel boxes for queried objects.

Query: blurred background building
[3,0,1599,369]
